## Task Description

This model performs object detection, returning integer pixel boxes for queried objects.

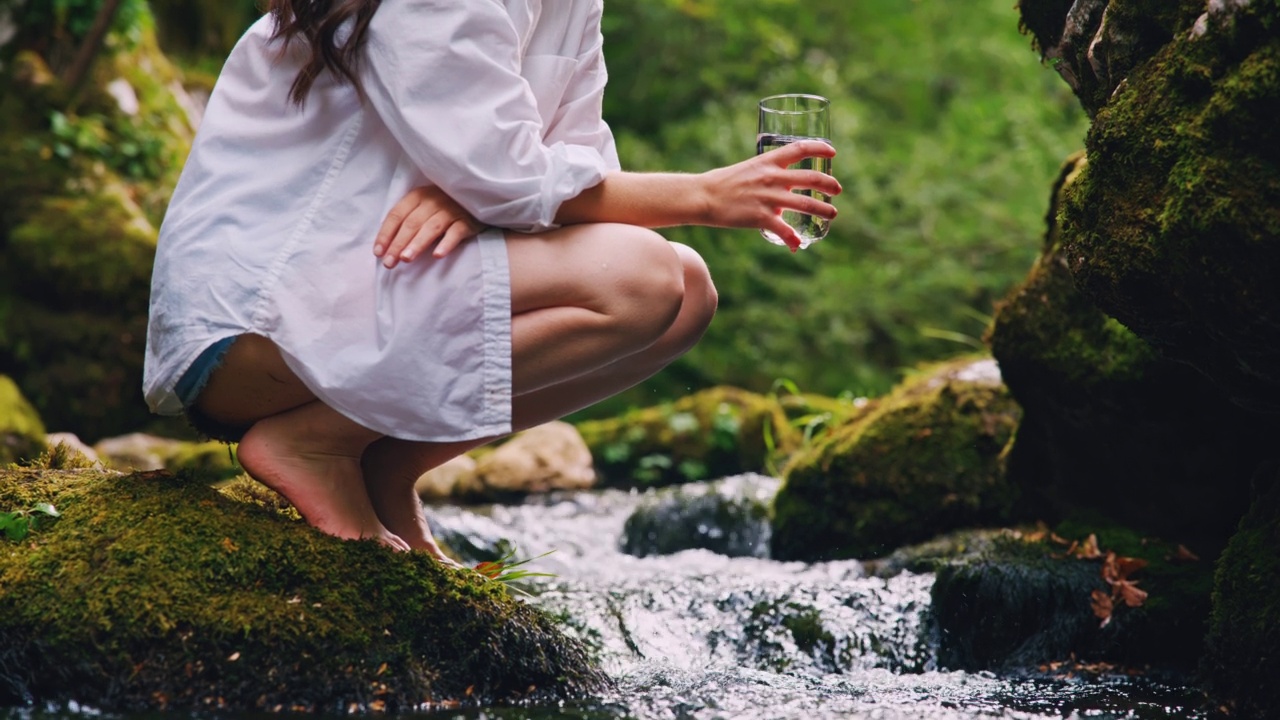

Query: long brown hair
[268,0,382,105]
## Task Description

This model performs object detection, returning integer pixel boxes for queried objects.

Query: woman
[144,0,840,555]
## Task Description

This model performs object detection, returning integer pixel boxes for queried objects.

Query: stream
[424,474,1220,720]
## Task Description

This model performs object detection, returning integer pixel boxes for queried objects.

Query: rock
[988,152,1270,554]
[165,440,241,483]
[771,357,1021,561]
[1203,467,1280,718]
[0,465,607,711]
[1054,0,1280,413]
[0,375,46,465]
[414,454,478,500]
[467,422,596,498]
[863,527,1017,579]
[94,433,185,472]
[620,474,781,559]
[43,433,99,466]
[932,521,1215,671]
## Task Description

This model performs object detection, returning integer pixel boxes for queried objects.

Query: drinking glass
[756,93,832,249]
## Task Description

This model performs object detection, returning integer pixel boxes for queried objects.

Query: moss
[0,375,46,465]
[1203,469,1280,718]
[576,386,796,487]
[1060,1,1280,411]
[0,467,607,711]
[771,356,1021,562]
[932,521,1215,670]
[165,441,242,483]
[988,152,1270,556]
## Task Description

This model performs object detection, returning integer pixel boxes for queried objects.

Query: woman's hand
[555,140,841,252]
[373,185,487,268]
[700,139,842,251]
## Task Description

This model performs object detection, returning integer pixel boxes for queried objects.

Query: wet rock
[0,375,45,465]
[864,527,1016,579]
[620,474,781,559]
[578,386,831,488]
[1203,467,1280,718]
[0,465,608,711]
[932,522,1214,670]
[466,421,596,499]
[988,153,1271,554]
[772,357,1021,561]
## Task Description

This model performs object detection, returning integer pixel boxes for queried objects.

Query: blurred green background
[21,0,1090,417]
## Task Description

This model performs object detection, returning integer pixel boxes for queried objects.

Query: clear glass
[756,93,833,250]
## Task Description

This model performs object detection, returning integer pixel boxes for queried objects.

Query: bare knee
[673,242,718,337]
[596,224,686,345]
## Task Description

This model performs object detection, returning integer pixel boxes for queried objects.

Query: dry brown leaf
[1073,534,1103,559]
[1170,544,1200,562]
[1091,588,1114,624]
[1114,579,1149,608]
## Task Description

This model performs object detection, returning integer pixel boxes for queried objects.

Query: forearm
[554,171,713,228]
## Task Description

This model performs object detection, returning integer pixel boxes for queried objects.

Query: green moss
[933,521,1215,670]
[988,151,1268,555]
[0,375,46,465]
[165,441,242,483]
[771,356,1021,561]
[576,386,795,487]
[0,467,607,711]
[1060,2,1280,411]
[1203,473,1280,718]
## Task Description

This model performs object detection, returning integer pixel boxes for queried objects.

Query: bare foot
[237,405,410,551]
[362,439,463,566]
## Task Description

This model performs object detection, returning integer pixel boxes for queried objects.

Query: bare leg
[195,335,410,548]
[363,236,717,549]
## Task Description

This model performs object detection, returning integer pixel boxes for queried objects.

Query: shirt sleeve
[361,0,611,232]
[542,0,621,171]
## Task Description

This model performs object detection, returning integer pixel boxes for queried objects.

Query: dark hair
[269,0,382,105]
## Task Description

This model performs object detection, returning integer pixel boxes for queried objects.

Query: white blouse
[144,0,619,441]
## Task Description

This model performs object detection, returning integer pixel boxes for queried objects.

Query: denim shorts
[175,335,251,443]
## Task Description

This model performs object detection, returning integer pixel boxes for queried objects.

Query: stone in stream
[620,474,781,559]
[930,521,1215,671]
[772,356,1021,562]
[0,465,608,711]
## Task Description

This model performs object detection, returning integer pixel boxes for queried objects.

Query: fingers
[788,169,843,198]
[432,220,480,258]
[373,189,428,258]
[381,205,441,268]
[765,138,836,165]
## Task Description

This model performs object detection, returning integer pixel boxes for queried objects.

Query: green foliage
[0,0,152,62]
[592,0,1090,415]
[0,501,60,541]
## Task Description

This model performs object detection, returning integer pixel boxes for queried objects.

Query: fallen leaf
[1114,579,1148,608]
[1171,544,1200,562]
[1073,534,1102,559]
[1091,588,1113,624]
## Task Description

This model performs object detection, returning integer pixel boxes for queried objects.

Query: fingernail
[400,251,414,262]
[373,244,384,255]
[383,256,395,268]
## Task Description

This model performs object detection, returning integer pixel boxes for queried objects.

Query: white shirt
[144,0,619,441]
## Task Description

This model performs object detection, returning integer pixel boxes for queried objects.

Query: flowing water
[423,475,1220,720]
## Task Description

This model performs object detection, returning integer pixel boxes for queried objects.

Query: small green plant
[473,546,556,597]
[0,502,61,541]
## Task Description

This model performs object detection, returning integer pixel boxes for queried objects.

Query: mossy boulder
[1203,468,1280,718]
[0,5,193,441]
[932,521,1215,671]
[0,375,46,464]
[988,153,1272,555]
[576,386,806,488]
[1055,1,1280,413]
[0,466,607,711]
[620,474,780,559]
[771,357,1021,562]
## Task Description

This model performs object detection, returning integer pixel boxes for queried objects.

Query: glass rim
[758,93,831,115]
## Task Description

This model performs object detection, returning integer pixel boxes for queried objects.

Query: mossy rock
[0,375,46,465]
[620,474,780,559]
[863,527,1019,579]
[988,152,1271,554]
[1060,1,1280,412]
[933,521,1215,670]
[166,440,241,483]
[1203,467,1280,718]
[771,357,1021,562]
[0,466,607,711]
[576,386,796,488]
